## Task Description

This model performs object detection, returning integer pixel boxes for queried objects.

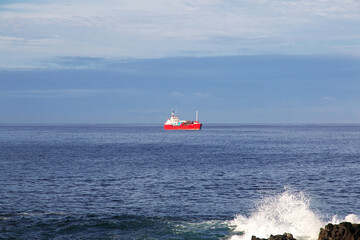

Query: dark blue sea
[1,124,360,240]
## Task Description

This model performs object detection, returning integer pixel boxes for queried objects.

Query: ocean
[0,124,359,239]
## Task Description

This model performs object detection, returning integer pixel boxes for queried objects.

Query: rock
[251,233,296,240]
[250,222,360,240]
[318,222,360,240]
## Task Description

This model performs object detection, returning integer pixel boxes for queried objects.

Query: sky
[1,0,360,123]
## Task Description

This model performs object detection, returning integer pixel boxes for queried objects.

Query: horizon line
[1,122,360,126]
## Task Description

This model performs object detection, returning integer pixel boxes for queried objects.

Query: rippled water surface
[1,124,359,239]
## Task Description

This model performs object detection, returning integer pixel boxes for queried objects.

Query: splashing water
[229,191,324,240]
[331,214,360,224]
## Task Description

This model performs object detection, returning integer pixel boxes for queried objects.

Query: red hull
[164,123,202,130]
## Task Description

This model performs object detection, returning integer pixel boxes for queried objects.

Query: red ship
[164,110,202,130]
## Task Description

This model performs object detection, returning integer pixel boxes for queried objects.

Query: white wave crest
[331,214,360,224]
[229,191,324,240]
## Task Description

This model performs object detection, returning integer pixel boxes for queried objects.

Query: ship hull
[164,123,202,130]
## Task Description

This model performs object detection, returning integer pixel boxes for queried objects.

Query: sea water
[0,124,359,239]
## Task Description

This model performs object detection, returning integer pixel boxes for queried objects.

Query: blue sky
[1,0,360,123]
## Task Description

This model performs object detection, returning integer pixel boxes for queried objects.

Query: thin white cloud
[0,35,61,49]
[171,91,186,98]
[1,0,360,68]
[323,96,332,101]
[0,88,144,98]
[195,92,210,98]
[0,89,98,98]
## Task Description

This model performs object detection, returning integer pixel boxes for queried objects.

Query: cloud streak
[0,89,98,98]
[1,0,360,68]
[0,88,144,98]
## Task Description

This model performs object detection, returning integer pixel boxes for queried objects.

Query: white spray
[331,214,360,224]
[229,190,324,240]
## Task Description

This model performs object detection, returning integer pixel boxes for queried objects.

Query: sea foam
[229,190,324,240]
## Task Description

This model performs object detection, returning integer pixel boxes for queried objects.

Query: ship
[164,110,202,130]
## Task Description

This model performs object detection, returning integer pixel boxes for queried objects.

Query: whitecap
[228,190,324,240]
[331,214,360,224]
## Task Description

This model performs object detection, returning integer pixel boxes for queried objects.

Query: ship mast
[196,110,198,122]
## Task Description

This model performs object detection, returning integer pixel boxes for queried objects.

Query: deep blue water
[1,124,359,239]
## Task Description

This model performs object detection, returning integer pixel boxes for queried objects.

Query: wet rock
[251,233,296,240]
[318,222,360,240]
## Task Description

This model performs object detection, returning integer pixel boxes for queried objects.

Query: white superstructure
[164,111,185,126]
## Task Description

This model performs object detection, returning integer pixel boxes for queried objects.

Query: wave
[331,214,360,224]
[2,193,359,239]
[228,190,360,240]
[0,213,231,239]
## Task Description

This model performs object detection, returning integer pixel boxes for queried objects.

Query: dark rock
[318,222,360,240]
[251,233,296,240]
